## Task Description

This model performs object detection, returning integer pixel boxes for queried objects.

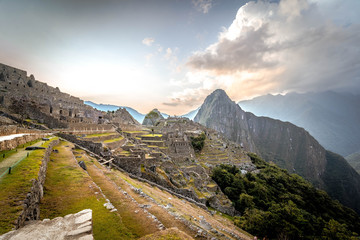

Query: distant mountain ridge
[238,91,360,157]
[85,101,198,122]
[85,101,168,123]
[194,89,360,214]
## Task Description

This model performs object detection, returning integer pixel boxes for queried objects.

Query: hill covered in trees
[212,154,360,239]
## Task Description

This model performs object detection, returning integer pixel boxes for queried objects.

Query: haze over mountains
[239,91,360,158]
[85,101,197,123]
[194,89,360,214]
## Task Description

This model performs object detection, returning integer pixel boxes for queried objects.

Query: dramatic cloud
[142,37,155,46]
[192,0,213,14]
[177,0,360,107]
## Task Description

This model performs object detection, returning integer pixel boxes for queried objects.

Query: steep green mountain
[239,91,360,157]
[142,109,164,126]
[194,89,360,214]
[212,154,360,239]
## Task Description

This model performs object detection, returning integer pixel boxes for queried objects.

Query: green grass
[123,131,148,134]
[103,136,124,143]
[0,139,42,165]
[141,134,163,137]
[41,141,132,240]
[0,138,57,234]
[83,132,117,138]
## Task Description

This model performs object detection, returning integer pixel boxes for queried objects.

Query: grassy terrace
[72,149,160,238]
[103,136,124,143]
[82,132,117,138]
[123,131,148,134]
[0,137,58,234]
[0,139,42,165]
[41,141,130,239]
[141,134,163,138]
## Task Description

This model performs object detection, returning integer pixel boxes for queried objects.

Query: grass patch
[83,132,117,138]
[0,139,42,165]
[41,140,132,240]
[141,134,163,138]
[0,138,57,234]
[103,136,124,143]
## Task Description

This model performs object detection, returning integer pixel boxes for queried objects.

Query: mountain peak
[209,89,229,99]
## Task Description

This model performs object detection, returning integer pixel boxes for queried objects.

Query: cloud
[182,0,360,104]
[142,37,155,46]
[192,0,213,14]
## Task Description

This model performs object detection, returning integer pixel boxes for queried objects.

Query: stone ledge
[0,209,93,240]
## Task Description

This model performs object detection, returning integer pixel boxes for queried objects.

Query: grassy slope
[40,140,132,239]
[73,149,160,238]
[0,138,57,234]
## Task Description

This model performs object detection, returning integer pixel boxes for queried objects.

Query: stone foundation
[15,139,60,228]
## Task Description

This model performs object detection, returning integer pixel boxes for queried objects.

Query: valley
[0,63,360,240]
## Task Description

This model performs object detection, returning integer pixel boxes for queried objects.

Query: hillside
[1,63,360,239]
[346,152,360,174]
[212,154,360,239]
[84,101,170,123]
[239,91,360,157]
[195,89,360,214]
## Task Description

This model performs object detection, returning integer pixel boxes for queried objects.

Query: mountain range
[238,91,360,158]
[84,101,169,123]
[85,101,197,122]
[194,89,360,214]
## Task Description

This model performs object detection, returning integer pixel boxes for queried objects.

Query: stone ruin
[0,63,101,128]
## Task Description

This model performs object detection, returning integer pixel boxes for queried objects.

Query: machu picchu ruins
[0,63,255,239]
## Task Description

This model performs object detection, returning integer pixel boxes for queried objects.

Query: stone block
[75,211,92,224]
[66,226,92,237]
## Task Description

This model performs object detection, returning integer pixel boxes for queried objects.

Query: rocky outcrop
[1,209,93,240]
[16,139,59,228]
[195,89,360,213]
[142,109,164,126]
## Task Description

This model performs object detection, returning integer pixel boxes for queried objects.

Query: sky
[0,0,359,115]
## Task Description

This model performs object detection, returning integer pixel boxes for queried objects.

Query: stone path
[0,209,93,240]
[0,141,43,177]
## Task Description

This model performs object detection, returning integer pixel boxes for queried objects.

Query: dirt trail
[0,141,43,176]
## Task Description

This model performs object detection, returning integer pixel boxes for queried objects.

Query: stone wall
[57,133,103,156]
[64,123,115,135]
[0,134,50,152]
[0,125,43,136]
[0,63,102,125]
[16,139,60,228]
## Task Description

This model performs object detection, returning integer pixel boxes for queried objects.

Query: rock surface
[142,109,164,126]
[195,89,360,214]
[0,209,93,240]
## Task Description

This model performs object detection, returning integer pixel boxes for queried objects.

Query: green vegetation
[0,138,57,234]
[83,132,117,138]
[141,134,163,137]
[0,139,42,165]
[103,136,124,143]
[190,132,205,152]
[144,110,162,125]
[41,141,131,239]
[212,153,360,239]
